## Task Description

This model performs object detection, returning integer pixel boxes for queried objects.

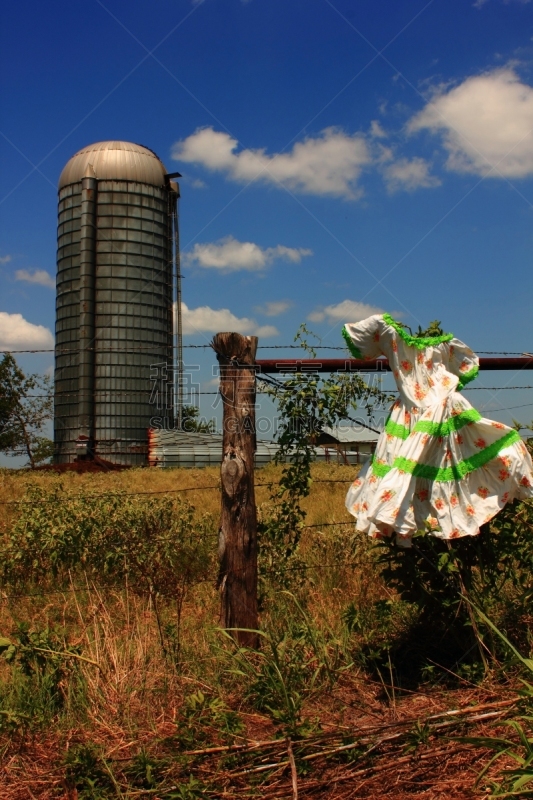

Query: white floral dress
[343,313,533,547]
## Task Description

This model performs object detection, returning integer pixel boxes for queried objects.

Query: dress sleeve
[447,338,479,390]
[342,315,383,360]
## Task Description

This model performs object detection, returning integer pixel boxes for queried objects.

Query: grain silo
[54,141,182,465]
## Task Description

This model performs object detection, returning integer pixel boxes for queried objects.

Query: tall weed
[458,605,533,796]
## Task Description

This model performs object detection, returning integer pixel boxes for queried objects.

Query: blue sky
[1,0,533,434]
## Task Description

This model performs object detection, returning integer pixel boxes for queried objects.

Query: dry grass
[0,464,523,798]
[0,462,355,527]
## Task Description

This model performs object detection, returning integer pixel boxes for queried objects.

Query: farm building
[148,422,380,469]
[314,422,380,465]
[148,429,280,469]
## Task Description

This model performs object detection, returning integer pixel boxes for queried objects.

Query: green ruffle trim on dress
[457,365,479,391]
[382,313,454,350]
[342,325,363,359]
[371,459,394,478]
[385,419,410,439]
[384,409,481,440]
[371,429,520,482]
[413,408,482,436]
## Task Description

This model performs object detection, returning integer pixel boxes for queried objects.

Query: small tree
[0,354,53,468]
[0,356,21,452]
[180,405,215,433]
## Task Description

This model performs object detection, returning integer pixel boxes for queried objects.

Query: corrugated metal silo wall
[54,180,174,465]
[55,183,82,462]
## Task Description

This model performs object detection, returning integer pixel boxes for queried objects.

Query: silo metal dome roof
[58,141,168,189]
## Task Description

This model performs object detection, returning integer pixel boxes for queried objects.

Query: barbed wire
[19,385,533,399]
[2,346,529,355]
[1,532,490,602]
[0,553,361,601]
[463,386,533,391]
[0,479,354,507]
[25,391,271,398]
[483,402,533,413]
[0,345,213,354]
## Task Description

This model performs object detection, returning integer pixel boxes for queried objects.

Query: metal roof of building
[58,141,168,189]
[148,429,281,469]
[321,422,381,444]
[147,428,376,469]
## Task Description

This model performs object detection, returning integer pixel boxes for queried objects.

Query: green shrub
[64,742,117,800]
[0,623,86,725]
[378,501,533,621]
[1,487,216,661]
[2,487,215,592]
[372,499,533,678]
[173,689,244,750]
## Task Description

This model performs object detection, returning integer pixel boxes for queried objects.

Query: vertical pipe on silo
[78,163,97,456]
[171,182,183,430]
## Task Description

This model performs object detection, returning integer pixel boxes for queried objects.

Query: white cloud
[383,157,441,192]
[308,299,384,324]
[172,126,371,199]
[370,120,387,139]
[179,302,278,337]
[203,377,220,389]
[15,269,55,289]
[0,312,54,350]
[475,0,531,6]
[254,300,293,317]
[184,236,312,272]
[408,68,533,177]
[0,255,11,265]
[376,144,394,164]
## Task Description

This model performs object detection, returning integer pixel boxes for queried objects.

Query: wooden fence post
[212,332,259,648]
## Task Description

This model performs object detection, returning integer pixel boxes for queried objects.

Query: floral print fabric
[343,314,533,547]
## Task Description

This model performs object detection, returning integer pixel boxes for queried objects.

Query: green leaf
[466,599,533,676]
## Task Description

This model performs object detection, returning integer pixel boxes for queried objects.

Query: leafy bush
[0,623,86,725]
[381,501,533,614]
[372,499,533,678]
[1,487,216,660]
[1,487,215,593]
[224,595,348,738]
[342,597,415,667]
[228,629,318,738]
[125,748,169,789]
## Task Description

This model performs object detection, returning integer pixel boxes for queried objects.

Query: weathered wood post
[212,332,259,648]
